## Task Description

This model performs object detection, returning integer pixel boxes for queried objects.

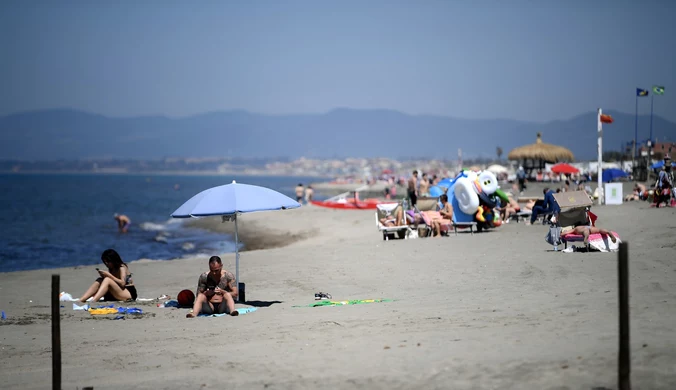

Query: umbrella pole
[597,108,603,205]
[234,215,240,300]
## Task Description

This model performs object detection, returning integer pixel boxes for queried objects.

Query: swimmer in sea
[114,213,131,233]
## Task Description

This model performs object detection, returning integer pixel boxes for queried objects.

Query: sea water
[0,173,321,272]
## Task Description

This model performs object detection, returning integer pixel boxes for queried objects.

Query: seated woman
[78,249,137,303]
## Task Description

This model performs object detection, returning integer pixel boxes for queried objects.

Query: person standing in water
[295,183,305,204]
[114,213,131,233]
[304,185,314,203]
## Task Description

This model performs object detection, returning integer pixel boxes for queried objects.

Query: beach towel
[294,298,393,308]
[197,307,258,317]
[61,291,168,303]
[89,305,143,315]
[561,231,621,252]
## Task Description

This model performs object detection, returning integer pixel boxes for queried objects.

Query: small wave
[139,222,168,231]
[181,242,195,251]
[154,235,169,243]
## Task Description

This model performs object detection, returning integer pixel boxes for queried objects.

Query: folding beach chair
[375,202,413,241]
[413,197,452,237]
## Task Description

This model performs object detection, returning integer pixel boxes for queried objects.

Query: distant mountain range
[1,108,675,161]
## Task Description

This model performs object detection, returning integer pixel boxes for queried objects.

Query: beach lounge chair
[510,210,532,223]
[375,203,413,241]
[450,212,477,235]
[552,191,621,252]
[412,197,453,237]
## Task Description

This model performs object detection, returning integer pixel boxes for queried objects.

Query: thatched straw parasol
[508,133,574,173]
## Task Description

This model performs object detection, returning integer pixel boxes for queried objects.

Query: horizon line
[2,106,674,125]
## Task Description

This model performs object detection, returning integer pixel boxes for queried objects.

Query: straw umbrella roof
[507,133,574,162]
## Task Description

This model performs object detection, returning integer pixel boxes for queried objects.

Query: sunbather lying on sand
[500,197,534,222]
[561,225,617,245]
[625,183,646,201]
[380,207,405,227]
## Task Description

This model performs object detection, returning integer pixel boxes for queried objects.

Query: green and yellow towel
[294,298,393,308]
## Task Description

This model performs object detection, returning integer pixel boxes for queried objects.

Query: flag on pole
[637,88,649,97]
[652,85,665,95]
[600,114,614,124]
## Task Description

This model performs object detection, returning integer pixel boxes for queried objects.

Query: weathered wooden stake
[52,274,61,390]
[618,242,631,390]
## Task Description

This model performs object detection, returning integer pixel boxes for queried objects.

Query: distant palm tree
[496,146,503,161]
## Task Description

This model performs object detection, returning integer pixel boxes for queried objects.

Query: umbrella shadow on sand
[243,300,283,308]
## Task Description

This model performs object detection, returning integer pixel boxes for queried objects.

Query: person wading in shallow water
[114,213,131,233]
[295,183,305,204]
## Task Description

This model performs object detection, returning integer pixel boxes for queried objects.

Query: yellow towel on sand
[89,308,119,315]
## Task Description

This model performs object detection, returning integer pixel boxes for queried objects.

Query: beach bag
[545,225,562,246]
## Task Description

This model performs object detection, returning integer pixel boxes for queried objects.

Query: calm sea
[0,173,323,272]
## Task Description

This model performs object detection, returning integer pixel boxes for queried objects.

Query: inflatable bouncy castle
[446,170,509,232]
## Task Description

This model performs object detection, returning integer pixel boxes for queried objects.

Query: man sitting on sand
[113,213,131,233]
[186,256,238,318]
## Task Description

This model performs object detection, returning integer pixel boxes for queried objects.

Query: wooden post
[52,275,61,390]
[618,242,631,390]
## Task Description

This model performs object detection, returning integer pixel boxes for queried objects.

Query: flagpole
[649,93,654,163]
[633,93,638,172]
[597,108,603,206]
[649,93,654,142]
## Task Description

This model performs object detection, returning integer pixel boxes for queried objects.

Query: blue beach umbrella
[171,180,300,300]
[651,160,665,169]
[602,168,628,183]
[437,178,455,189]
[651,160,676,169]
[428,185,445,197]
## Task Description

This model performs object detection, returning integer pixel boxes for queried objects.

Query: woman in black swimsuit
[78,249,137,303]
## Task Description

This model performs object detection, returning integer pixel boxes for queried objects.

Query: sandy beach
[1,183,675,390]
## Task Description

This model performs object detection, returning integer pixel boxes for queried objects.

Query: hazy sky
[1,0,675,122]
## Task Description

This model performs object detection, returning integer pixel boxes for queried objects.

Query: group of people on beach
[295,183,314,205]
[625,155,674,207]
[77,248,239,318]
[381,167,621,246]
